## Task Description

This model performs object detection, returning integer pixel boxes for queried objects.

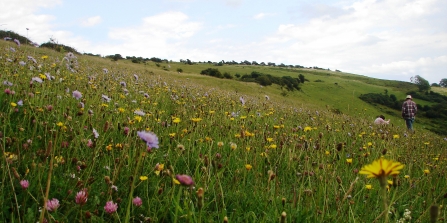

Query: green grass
[1,40,446,223]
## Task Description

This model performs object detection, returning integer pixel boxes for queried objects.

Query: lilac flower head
[20,180,29,189]
[28,56,37,64]
[17,100,23,106]
[137,131,159,149]
[134,109,145,116]
[103,68,109,74]
[4,37,12,41]
[239,96,245,105]
[93,128,99,138]
[19,61,26,66]
[120,81,126,87]
[72,90,82,100]
[9,47,16,52]
[102,95,111,102]
[175,174,195,186]
[104,201,118,214]
[14,39,20,46]
[66,52,77,59]
[133,196,143,206]
[133,74,138,80]
[46,198,60,212]
[3,80,13,86]
[32,77,43,83]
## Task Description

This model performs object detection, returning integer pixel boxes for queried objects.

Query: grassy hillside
[1,40,446,222]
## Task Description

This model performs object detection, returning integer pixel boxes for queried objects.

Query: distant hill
[1,31,446,134]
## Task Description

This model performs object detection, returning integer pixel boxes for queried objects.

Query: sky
[1,0,446,84]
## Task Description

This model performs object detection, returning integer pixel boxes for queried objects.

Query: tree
[440,78,447,87]
[298,74,305,83]
[411,75,430,92]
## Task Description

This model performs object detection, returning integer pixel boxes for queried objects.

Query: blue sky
[2,0,446,84]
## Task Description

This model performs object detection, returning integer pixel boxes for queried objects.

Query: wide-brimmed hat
[406,95,412,99]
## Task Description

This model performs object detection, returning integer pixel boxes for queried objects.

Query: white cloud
[0,0,61,43]
[253,13,274,20]
[223,0,243,7]
[81,16,102,27]
[249,0,447,83]
[92,11,202,58]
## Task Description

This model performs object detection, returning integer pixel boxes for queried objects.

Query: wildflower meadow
[1,40,446,222]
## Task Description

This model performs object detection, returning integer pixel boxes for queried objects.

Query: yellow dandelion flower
[245,164,253,170]
[134,116,143,122]
[191,118,202,122]
[359,158,404,186]
[273,125,280,129]
[139,176,148,181]
[173,117,181,124]
[268,144,277,149]
[246,147,251,151]
[118,108,125,113]
[41,55,48,59]
[325,151,330,155]
[365,184,372,190]
[404,175,410,179]
[423,169,430,174]
[115,143,123,149]
[217,141,224,147]
[346,158,353,164]
[56,122,64,127]
[10,102,17,107]
[169,133,176,138]
[304,126,312,132]
[234,134,241,138]
[367,142,373,147]
[106,144,113,151]
[393,134,399,139]
[173,178,180,185]
[267,137,274,142]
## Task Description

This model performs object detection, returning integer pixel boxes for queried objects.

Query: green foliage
[411,75,431,92]
[200,68,223,78]
[0,30,33,45]
[439,78,447,87]
[359,93,400,109]
[176,68,183,73]
[40,41,80,54]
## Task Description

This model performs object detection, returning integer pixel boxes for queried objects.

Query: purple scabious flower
[32,77,43,83]
[14,39,20,46]
[137,131,159,149]
[104,201,118,214]
[3,80,13,86]
[46,198,60,212]
[72,90,82,100]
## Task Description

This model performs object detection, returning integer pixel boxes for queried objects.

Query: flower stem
[124,151,143,223]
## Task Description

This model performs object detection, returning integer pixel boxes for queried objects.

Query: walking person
[402,95,417,132]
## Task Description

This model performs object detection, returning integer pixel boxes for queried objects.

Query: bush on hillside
[40,41,80,54]
[0,30,34,46]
